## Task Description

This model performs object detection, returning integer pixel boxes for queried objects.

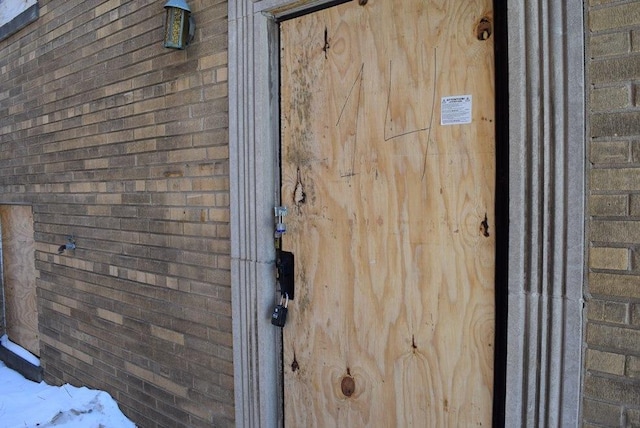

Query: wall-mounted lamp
[163,0,195,49]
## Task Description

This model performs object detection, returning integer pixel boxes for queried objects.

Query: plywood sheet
[280,0,495,425]
[1,205,39,356]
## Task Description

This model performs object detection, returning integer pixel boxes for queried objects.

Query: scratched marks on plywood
[1,205,39,356]
[280,0,495,426]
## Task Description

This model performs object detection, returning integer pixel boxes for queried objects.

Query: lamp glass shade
[164,6,190,49]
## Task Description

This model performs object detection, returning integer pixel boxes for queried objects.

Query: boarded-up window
[0,205,38,356]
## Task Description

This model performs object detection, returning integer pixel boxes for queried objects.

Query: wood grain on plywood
[1,205,39,356]
[281,0,495,425]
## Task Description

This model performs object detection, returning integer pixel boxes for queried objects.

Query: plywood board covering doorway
[279,0,495,425]
[0,205,39,356]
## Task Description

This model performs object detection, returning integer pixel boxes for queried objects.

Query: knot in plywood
[341,375,356,397]
[476,16,493,41]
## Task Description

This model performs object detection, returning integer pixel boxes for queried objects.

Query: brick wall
[586,1,640,426]
[0,0,233,426]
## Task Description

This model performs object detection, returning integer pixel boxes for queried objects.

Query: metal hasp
[274,206,287,238]
[276,251,294,300]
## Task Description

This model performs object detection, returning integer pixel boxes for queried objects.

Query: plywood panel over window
[0,205,39,356]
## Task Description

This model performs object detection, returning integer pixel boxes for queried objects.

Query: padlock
[271,294,288,327]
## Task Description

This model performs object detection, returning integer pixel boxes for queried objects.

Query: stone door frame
[229,0,586,426]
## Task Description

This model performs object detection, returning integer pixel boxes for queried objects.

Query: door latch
[277,250,294,300]
[274,206,287,238]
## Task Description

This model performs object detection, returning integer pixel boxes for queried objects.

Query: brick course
[0,0,233,426]
[587,0,640,425]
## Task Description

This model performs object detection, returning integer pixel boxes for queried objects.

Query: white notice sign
[441,95,472,125]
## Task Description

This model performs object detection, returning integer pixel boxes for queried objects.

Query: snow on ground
[0,360,135,428]
[1,335,40,367]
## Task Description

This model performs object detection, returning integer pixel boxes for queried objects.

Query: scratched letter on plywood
[1,205,39,356]
[280,0,495,425]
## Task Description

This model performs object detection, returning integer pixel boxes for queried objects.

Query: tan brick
[154,375,189,397]
[583,398,622,425]
[96,308,123,325]
[133,97,166,115]
[629,194,640,216]
[206,145,229,159]
[125,140,158,153]
[591,58,640,85]
[192,177,228,191]
[605,301,629,324]
[85,158,109,169]
[590,272,640,298]
[124,362,188,398]
[590,141,629,164]
[588,195,629,217]
[151,325,185,346]
[123,112,154,129]
[185,194,216,207]
[95,0,121,17]
[591,32,630,57]
[592,112,640,138]
[586,349,626,375]
[216,67,228,83]
[104,80,132,97]
[96,194,123,205]
[631,141,640,162]
[198,51,228,70]
[627,356,640,378]
[591,246,629,270]
[203,83,228,101]
[591,220,640,244]
[40,335,94,365]
[592,168,640,191]
[591,86,630,111]
[592,2,640,30]
[587,322,640,353]
[49,302,71,317]
[109,265,118,277]
[587,300,603,322]
[633,304,640,326]
[590,194,628,216]
[631,31,640,53]
[133,125,164,140]
[168,148,208,163]
[208,208,230,222]
[584,373,640,406]
[628,408,640,426]
[587,297,629,324]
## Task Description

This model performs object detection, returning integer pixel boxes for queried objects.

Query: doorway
[229,0,585,425]
[279,1,496,425]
